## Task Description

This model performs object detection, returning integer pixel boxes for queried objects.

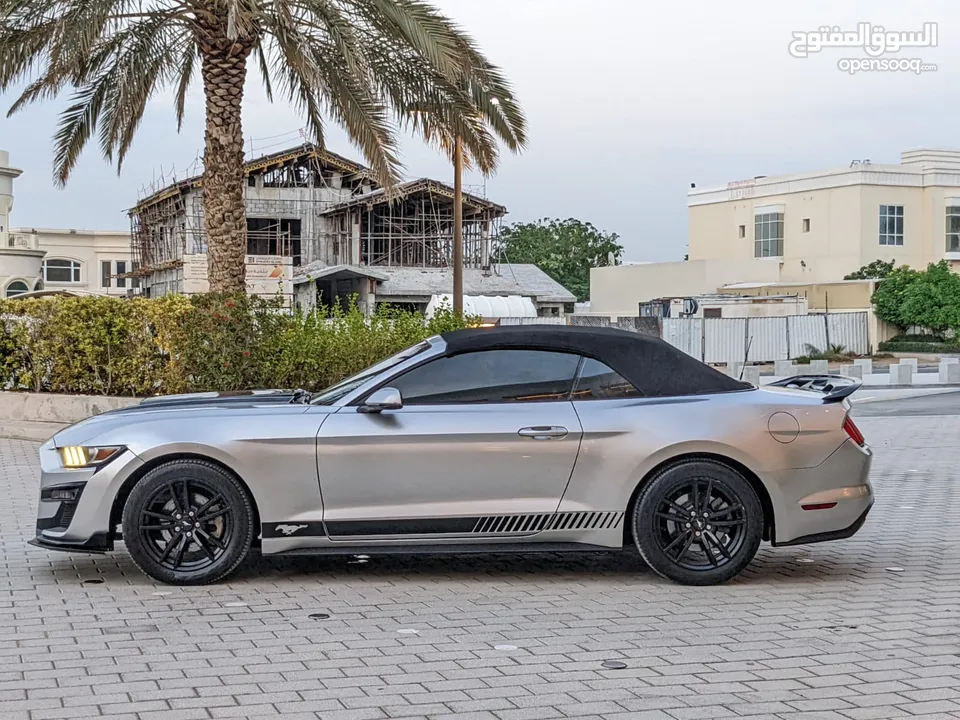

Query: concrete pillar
[940,359,960,383]
[775,360,794,377]
[853,358,873,375]
[742,366,761,385]
[840,364,863,379]
[889,363,913,385]
[900,358,918,372]
[727,361,745,379]
[809,359,829,374]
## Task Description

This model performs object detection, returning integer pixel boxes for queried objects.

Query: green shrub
[877,340,960,354]
[883,333,949,344]
[799,343,853,362]
[0,293,477,396]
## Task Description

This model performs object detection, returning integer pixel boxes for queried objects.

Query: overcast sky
[1,0,957,261]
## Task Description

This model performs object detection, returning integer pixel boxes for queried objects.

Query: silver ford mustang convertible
[30,325,873,586]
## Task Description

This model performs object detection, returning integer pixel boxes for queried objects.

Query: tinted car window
[572,357,643,399]
[389,349,580,405]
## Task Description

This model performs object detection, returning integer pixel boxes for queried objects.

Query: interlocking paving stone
[1,416,960,718]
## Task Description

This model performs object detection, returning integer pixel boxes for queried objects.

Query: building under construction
[128,143,575,315]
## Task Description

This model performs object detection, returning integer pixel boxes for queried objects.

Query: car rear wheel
[121,460,255,586]
[633,459,763,585]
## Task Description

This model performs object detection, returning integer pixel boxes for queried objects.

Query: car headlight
[58,446,125,469]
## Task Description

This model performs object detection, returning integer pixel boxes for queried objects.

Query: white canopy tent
[425,294,538,320]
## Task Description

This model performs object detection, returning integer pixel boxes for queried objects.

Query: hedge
[883,334,950,344]
[0,294,474,397]
[877,340,960,354]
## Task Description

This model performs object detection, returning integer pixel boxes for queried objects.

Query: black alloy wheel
[633,459,763,585]
[122,460,255,585]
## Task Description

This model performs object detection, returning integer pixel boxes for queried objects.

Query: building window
[703,307,722,318]
[5,280,29,298]
[754,212,784,257]
[116,261,127,288]
[946,206,960,252]
[101,261,112,288]
[42,258,81,283]
[131,261,141,290]
[879,205,904,246]
[738,225,745,239]
[802,218,810,233]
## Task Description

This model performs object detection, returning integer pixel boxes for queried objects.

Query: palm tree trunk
[198,29,252,294]
[453,135,464,316]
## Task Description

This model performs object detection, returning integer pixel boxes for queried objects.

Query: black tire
[121,460,255,586]
[632,459,763,586]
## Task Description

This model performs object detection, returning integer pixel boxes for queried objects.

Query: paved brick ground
[2,417,959,719]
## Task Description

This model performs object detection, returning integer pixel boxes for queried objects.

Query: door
[316,349,585,539]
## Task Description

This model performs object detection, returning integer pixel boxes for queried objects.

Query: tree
[845,259,896,280]
[0,0,526,292]
[495,218,623,302]
[871,264,919,331]
[900,260,960,336]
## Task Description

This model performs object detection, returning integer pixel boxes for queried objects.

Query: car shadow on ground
[45,545,870,588]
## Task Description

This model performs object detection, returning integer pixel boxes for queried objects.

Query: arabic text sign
[789,22,937,59]
[245,255,293,297]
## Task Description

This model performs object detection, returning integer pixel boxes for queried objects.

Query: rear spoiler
[766,374,862,403]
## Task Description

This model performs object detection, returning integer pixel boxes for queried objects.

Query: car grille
[59,503,77,529]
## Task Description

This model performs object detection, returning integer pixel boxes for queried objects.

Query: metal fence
[661,312,869,363]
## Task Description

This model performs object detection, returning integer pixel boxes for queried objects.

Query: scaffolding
[128,144,507,293]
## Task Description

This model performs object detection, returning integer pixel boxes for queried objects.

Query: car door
[316,348,584,539]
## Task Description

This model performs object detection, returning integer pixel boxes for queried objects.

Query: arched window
[5,280,29,298]
[42,258,82,283]
[34,279,44,292]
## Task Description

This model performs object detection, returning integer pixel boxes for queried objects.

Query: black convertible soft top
[441,325,752,398]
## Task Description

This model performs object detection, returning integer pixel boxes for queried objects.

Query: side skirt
[274,542,620,557]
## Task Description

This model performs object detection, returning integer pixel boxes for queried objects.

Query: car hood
[135,388,301,409]
[50,389,323,447]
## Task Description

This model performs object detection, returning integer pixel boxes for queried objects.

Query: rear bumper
[773,498,873,547]
[769,438,874,545]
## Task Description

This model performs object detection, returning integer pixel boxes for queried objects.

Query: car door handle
[518,426,568,440]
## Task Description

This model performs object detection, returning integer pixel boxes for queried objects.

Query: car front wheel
[121,460,255,585]
[632,459,763,585]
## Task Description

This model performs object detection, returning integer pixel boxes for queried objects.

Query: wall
[0,150,21,249]
[12,228,134,296]
[589,259,780,315]
[0,247,44,297]
[720,280,875,311]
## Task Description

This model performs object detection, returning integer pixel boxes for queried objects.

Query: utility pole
[453,134,464,316]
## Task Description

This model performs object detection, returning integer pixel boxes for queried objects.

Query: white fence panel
[660,312,869,363]
[662,318,702,360]
[787,315,829,358]
[704,318,747,364]
[745,317,789,362]
[826,311,869,355]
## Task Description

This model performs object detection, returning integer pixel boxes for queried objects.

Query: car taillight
[843,415,865,446]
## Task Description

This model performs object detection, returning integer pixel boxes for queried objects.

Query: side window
[572,357,643,400]
[389,349,580,405]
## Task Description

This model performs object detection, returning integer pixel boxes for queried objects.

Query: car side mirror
[359,387,403,413]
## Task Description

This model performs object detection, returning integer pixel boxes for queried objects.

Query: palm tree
[406,89,506,315]
[0,0,526,293]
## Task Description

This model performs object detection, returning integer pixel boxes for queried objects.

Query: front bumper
[28,533,112,554]
[31,439,143,553]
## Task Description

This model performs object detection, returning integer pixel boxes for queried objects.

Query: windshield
[309,339,433,405]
